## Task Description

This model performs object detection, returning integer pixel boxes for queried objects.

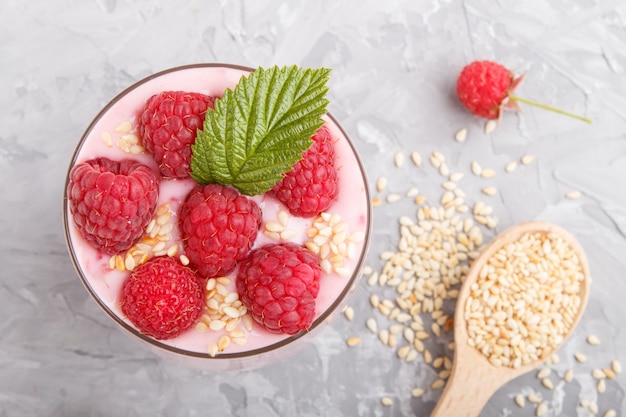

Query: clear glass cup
[63,64,371,370]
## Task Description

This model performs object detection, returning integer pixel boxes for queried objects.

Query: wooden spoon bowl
[430,221,591,417]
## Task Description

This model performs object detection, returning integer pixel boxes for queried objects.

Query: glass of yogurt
[63,64,371,370]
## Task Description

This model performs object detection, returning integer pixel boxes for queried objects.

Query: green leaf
[190,65,331,195]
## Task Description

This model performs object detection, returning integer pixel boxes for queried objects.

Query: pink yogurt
[63,64,371,370]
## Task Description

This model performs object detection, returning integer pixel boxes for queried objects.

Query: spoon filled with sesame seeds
[430,221,590,417]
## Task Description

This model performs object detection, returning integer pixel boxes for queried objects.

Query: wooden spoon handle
[430,349,511,417]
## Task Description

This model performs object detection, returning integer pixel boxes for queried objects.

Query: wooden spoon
[430,221,590,417]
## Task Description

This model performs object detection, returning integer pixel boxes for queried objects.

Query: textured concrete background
[2,0,625,416]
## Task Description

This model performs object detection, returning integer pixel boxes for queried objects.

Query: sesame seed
[514,394,525,408]
[381,396,393,406]
[430,379,445,389]
[592,369,606,379]
[450,172,464,182]
[564,369,574,382]
[395,152,405,167]
[521,154,536,165]
[537,368,551,379]
[102,132,113,147]
[377,176,388,192]
[574,352,587,363]
[411,388,425,398]
[604,410,617,417]
[481,186,497,196]
[481,168,496,179]
[346,337,362,347]
[565,190,582,199]
[344,306,355,321]
[114,121,133,133]
[455,128,468,142]
[439,163,450,177]
[536,402,548,417]
[208,342,218,357]
[611,359,622,374]
[471,161,483,176]
[406,187,419,197]
[484,119,497,134]
[587,335,601,345]
[387,194,402,203]
[541,378,554,390]
[505,160,518,172]
[597,378,606,393]
[366,318,378,333]
[411,151,422,167]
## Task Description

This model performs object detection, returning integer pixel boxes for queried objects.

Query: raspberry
[270,126,339,217]
[179,184,262,278]
[456,60,514,120]
[236,243,322,335]
[138,91,215,178]
[121,257,203,340]
[67,157,159,256]
[456,60,591,124]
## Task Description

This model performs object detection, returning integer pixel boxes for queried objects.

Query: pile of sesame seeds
[342,125,611,411]
[101,120,146,155]
[465,230,585,368]
[195,276,254,357]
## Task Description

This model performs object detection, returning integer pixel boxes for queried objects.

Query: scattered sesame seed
[471,161,483,176]
[481,186,497,196]
[450,172,464,182]
[536,402,548,417]
[366,317,378,333]
[411,151,422,167]
[343,306,355,321]
[381,396,394,406]
[376,177,388,192]
[414,195,427,205]
[394,152,405,167]
[505,160,518,173]
[455,128,468,142]
[541,378,554,390]
[592,369,606,379]
[430,379,445,389]
[587,335,601,345]
[481,168,497,179]
[612,359,622,374]
[521,154,536,165]
[537,368,551,379]
[597,378,606,393]
[484,119,497,134]
[514,394,526,408]
[565,190,582,200]
[411,388,425,398]
[346,337,362,347]
[387,194,402,203]
[406,187,419,197]
[574,352,587,363]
